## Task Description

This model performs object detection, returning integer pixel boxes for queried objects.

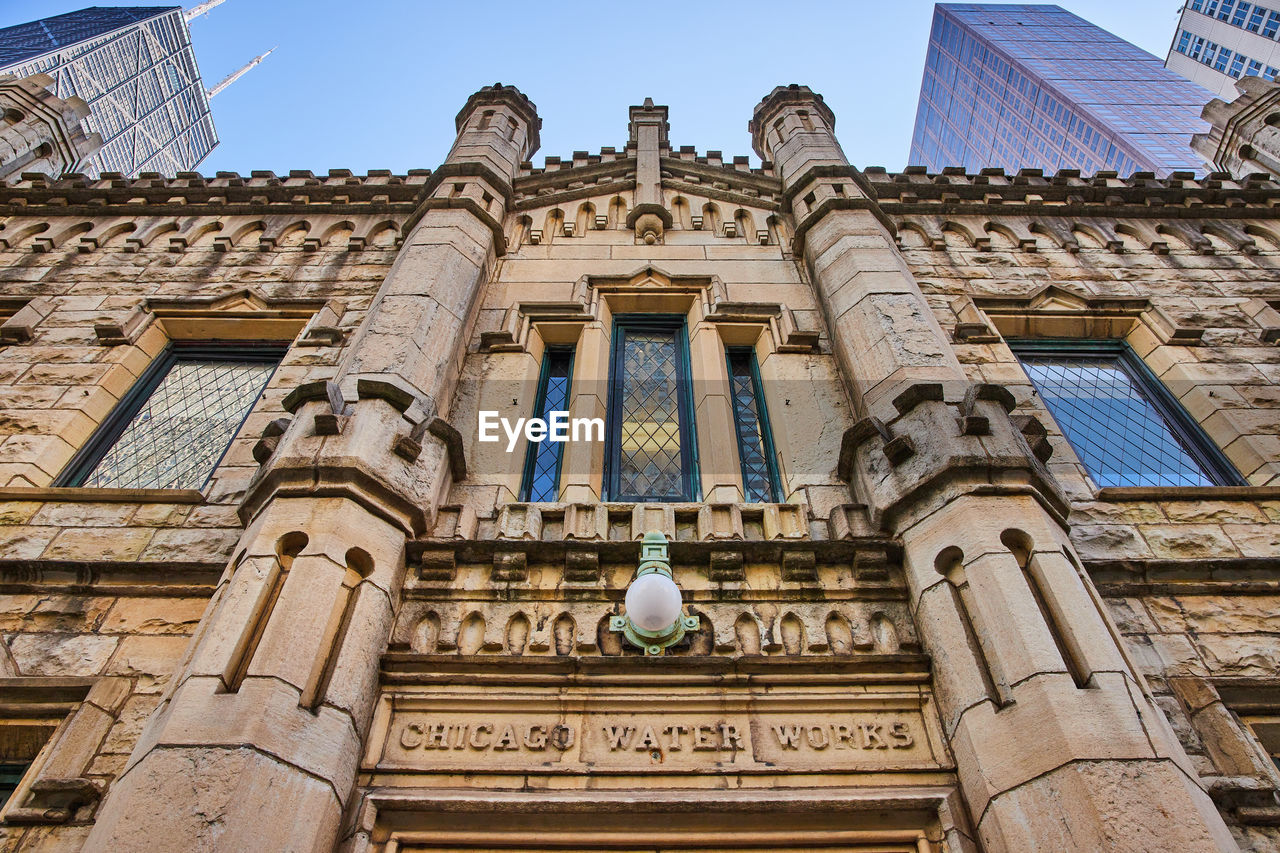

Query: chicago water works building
[2,73,1280,851]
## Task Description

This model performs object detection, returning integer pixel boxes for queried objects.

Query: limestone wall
[886,165,1280,848]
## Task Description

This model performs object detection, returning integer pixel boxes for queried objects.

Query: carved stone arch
[542,208,564,243]
[983,220,1032,251]
[671,195,691,229]
[895,220,932,249]
[317,219,355,249]
[225,219,265,249]
[265,219,311,250]
[1029,220,1079,253]
[412,611,441,653]
[171,218,223,252]
[512,213,533,249]
[778,611,805,655]
[574,201,595,237]
[733,611,763,656]
[941,219,984,249]
[1200,222,1258,255]
[824,609,855,655]
[0,220,49,250]
[1155,222,1213,255]
[79,219,136,252]
[767,214,794,253]
[701,202,722,234]
[733,207,756,242]
[1067,222,1105,250]
[127,219,180,252]
[1114,222,1164,254]
[606,195,627,230]
[457,610,486,655]
[1244,222,1280,250]
[32,220,92,252]
[358,219,400,250]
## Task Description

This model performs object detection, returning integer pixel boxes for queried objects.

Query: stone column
[85,85,540,853]
[750,85,1236,852]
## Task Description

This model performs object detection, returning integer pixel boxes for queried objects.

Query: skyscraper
[0,6,216,176]
[909,3,1215,175]
[1167,0,1280,100]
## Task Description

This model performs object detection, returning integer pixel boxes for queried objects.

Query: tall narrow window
[726,347,781,503]
[57,343,282,490]
[606,316,697,502]
[520,348,574,501]
[1012,341,1241,488]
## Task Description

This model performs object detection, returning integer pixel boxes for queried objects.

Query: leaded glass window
[606,317,697,502]
[520,348,573,501]
[1013,341,1240,489]
[59,345,281,490]
[727,347,780,503]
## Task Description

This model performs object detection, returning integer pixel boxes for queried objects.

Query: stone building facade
[0,82,1277,851]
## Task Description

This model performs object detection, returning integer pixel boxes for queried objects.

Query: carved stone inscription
[380,707,939,773]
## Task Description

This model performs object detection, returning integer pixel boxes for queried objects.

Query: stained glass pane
[617,328,686,500]
[1020,354,1216,488]
[727,349,777,503]
[522,350,573,501]
[83,359,275,490]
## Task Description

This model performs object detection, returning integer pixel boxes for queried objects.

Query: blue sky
[6,1,1179,173]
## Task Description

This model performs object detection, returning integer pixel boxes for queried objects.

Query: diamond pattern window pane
[727,349,777,503]
[523,350,573,502]
[616,328,687,500]
[1020,354,1216,488]
[83,358,275,490]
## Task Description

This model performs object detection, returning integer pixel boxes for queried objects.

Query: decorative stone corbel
[1010,412,1054,463]
[393,417,467,482]
[709,550,745,581]
[564,547,600,582]
[781,549,818,582]
[1141,304,1206,346]
[93,303,153,346]
[251,417,291,465]
[0,297,55,344]
[838,417,916,478]
[958,383,1016,436]
[296,299,346,347]
[949,295,1001,343]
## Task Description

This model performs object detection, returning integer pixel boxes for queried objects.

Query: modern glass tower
[1167,0,1280,100]
[0,6,217,176]
[909,3,1215,176]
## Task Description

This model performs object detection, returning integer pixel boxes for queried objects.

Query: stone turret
[1193,75,1280,180]
[0,73,101,179]
[85,86,541,853]
[755,83,1238,852]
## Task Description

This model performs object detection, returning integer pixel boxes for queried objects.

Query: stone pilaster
[751,84,1237,852]
[85,86,541,853]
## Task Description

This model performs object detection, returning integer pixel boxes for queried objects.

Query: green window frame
[605,315,699,502]
[725,346,781,502]
[519,347,575,501]
[1011,339,1242,488]
[56,342,284,490]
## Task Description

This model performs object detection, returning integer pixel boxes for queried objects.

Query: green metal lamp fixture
[610,531,699,656]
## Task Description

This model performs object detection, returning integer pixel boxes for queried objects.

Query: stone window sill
[0,487,204,504]
[1095,486,1280,502]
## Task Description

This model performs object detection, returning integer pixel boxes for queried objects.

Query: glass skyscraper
[909,3,1215,176]
[0,6,217,176]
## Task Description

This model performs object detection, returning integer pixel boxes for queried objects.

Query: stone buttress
[750,84,1239,852]
[82,86,541,852]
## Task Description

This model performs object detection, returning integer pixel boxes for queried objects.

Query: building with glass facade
[0,6,216,176]
[1167,0,1280,99]
[909,3,1215,175]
